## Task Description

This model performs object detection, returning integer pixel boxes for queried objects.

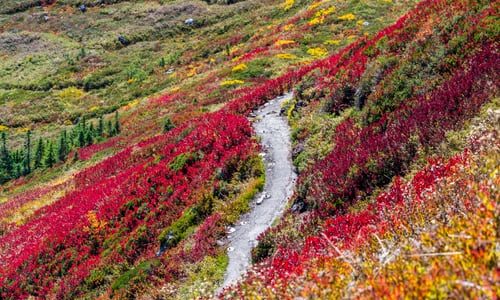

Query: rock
[118,35,130,46]
[256,195,264,205]
[227,247,235,252]
[185,18,194,26]
[79,5,87,13]
[227,227,236,234]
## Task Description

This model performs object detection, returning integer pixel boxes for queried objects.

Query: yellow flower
[232,63,248,72]
[89,106,99,112]
[283,0,294,10]
[338,13,356,21]
[276,53,297,59]
[0,125,8,132]
[127,78,136,84]
[307,47,328,57]
[275,40,296,46]
[283,24,295,31]
[221,79,244,87]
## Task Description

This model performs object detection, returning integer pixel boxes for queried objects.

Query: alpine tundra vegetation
[0,0,498,299]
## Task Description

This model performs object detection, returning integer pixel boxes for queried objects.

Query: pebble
[227,247,235,252]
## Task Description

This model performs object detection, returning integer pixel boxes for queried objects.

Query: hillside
[0,0,498,299]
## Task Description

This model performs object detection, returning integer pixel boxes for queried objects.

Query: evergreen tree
[0,132,12,182]
[73,150,79,163]
[78,129,85,147]
[85,130,93,146]
[45,142,56,168]
[34,137,44,169]
[159,57,166,67]
[23,130,31,175]
[107,120,113,137]
[114,111,120,135]
[58,130,68,162]
[98,116,104,137]
[163,117,175,133]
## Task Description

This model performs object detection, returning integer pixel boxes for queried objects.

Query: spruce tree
[78,129,85,147]
[58,130,68,162]
[163,117,175,133]
[34,137,44,169]
[98,116,104,137]
[114,111,120,135]
[23,130,31,175]
[0,132,12,182]
[45,142,56,168]
[107,120,113,137]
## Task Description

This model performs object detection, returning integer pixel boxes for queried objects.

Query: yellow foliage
[338,13,356,21]
[283,0,294,10]
[127,78,136,84]
[307,47,328,57]
[308,6,335,25]
[232,63,248,72]
[275,40,296,46]
[283,24,295,31]
[276,53,297,59]
[229,46,239,55]
[4,189,66,225]
[324,39,341,45]
[315,6,335,17]
[0,125,9,132]
[16,127,30,134]
[89,106,99,112]
[57,87,85,101]
[169,86,180,93]
[187,68,197,77]
[308,17,322,26]
[125,99,139,110]
[220,79,244,87]
[84,211,107,232]
[308,1,323,11]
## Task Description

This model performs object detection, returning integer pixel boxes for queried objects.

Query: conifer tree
[0,132,12,182]
[23,130,31,175]
[58,130,68,162]
[45,142,56,168]
[107,120,113,137]
[163,117,175,133]
[98,116,104,137]
[78,129,85,147]
[114,111,120,135]
[34,137,44,169]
